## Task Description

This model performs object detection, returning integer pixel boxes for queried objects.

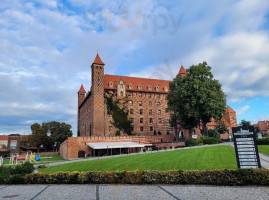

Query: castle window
[148,101,152,106]
[131,118,134,123]
[109,126,112,132]
[158,118,162,124]
[139,93,142,97]
[164,87,168,92]
[128,93,133,97]
[140,118,143,123]
[148,94,151,98]
[157,102,161,106]
[139,109,143,114]
[140,126,143,131]
[148,86,152,91]
[149,118,153,123]
[139,101,143,106]
[138,85,142,90]
[129,100,133,105]
[150,126,153,131]
[156,86,159,91]
[131,126,134,131]
[120,91,123,96]
[109,82,113,88]
[158,110,161,115]
[129,84,133,89]
[149,109,152,115]
[130,109,133,114]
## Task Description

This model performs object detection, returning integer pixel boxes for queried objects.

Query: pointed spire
[78,84,86,93]
[93,53,104,65]
[177,65,187,76]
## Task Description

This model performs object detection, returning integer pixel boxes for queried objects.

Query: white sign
[192,134,198,139]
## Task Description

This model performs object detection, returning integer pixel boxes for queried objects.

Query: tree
[105,92,133,135]
[216,120,228,134]
[167,62,226,135]
[30,123,48,152]
[45,121,73,150]
[240,119,252,127]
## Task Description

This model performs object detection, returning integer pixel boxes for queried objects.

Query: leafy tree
[30,123,48,152]
[216,120,228,134]
[169,113,179,136]
[105,92,132,135]
[167,62,226,135]
[45,121,73,150]
[240,119,252,127]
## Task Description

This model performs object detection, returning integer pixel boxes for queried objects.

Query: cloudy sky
[0,0,269,136]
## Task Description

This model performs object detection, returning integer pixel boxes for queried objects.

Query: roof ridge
[104,74,170,82]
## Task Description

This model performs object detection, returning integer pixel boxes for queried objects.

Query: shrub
[185,138,197,147]
[201,137,221,144]
[21,169,269,185]
[257,138,269,145]
[153,130,157,135]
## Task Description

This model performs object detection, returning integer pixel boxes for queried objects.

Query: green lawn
[39,145,237,173]
[258,145,269,156]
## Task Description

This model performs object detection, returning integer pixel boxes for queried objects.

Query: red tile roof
[104,74,170,93]
[177,65,187,76]
[0,135,9,140]
[256,121,269,132]
[93,53,104,65]
[78,84,86,93]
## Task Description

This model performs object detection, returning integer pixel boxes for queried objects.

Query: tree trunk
[175,125,178,140]
[202,121,208,136]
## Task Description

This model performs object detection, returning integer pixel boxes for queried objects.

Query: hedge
[257,138,269,145]
[201,137,221,144]
[1,169,269,185]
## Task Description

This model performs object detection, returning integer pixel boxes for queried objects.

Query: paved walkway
[0,184,269,200]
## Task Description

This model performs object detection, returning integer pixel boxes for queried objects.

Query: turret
[78,84,86,106]
[177,65,187,77]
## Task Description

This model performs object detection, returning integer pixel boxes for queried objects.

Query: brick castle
[59,54,237,159]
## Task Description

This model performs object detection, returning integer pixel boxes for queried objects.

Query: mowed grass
[39,145,237,173]
[258,145,269,156]
[38,155,65,164]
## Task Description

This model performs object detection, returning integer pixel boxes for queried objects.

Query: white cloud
[236,105,251,115]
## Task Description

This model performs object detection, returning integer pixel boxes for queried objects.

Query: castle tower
[225,106,237,127]
[177,65,187,77]
[77,84,86,136]
[91,53,105,135]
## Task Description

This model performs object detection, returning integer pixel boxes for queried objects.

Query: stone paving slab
[0,185,269,200]
[35,185,96,200]
[162,185,269,200]
[99,185,173,200]
[0,185,47,200]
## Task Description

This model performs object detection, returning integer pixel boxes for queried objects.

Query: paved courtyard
[0,184,269,200]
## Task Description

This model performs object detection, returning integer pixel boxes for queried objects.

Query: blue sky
[0,0,269,136]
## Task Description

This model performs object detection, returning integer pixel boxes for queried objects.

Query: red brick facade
[60,135,183,159]
[78,54,173,137]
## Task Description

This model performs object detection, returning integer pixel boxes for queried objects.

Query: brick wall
[60,135,175,159]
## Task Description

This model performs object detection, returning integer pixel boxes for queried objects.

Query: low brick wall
[60,135,176,159]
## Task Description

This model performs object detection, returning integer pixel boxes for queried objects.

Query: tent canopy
[87,142,145,150]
